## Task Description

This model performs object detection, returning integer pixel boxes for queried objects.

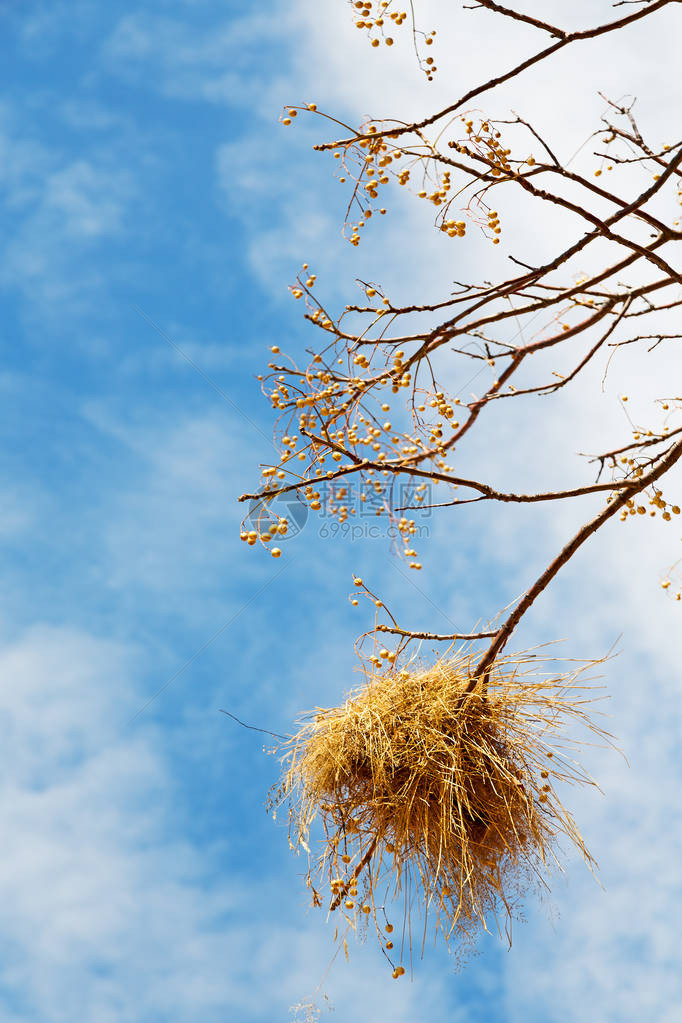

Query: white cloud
[0,483,38,539]
[42,160,130,238]
[79,401,261,595]
[0,104,54,208]
[0,625,242,1022]
[0,110,136,320]
[57,100,127,131]
[102,10,287,111]
[15,0,97,47]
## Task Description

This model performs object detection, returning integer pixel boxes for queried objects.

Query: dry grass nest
[273,647,608,973]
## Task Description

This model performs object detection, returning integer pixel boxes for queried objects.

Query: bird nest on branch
[274,648,608,975]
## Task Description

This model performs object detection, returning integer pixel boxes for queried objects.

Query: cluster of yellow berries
[328,862,405,975]
[240,517,288,558]
[414,169,469,238]
[361,614,402,665]
[319,114,514,246]
[352,0,400,46]
[608,399,682,599]
[280,102,317,127]
[419,172,450,207]
[486,208,502,244]
[245,331,436,566]
[449,117,516,178]
[618,489,680,524]
[263,351,460,473]
[526,756,555,804]
[331,123,470,245]
[349,0,437,80]
[242,244,484,571]
[330,124,395,245]
[330,874,359,904]
[423,42,438,82]
[430,391,461,428]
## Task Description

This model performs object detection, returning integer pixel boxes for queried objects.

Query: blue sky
[2,1,682,1020]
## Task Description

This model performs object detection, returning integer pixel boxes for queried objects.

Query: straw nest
[275,648,606,973]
